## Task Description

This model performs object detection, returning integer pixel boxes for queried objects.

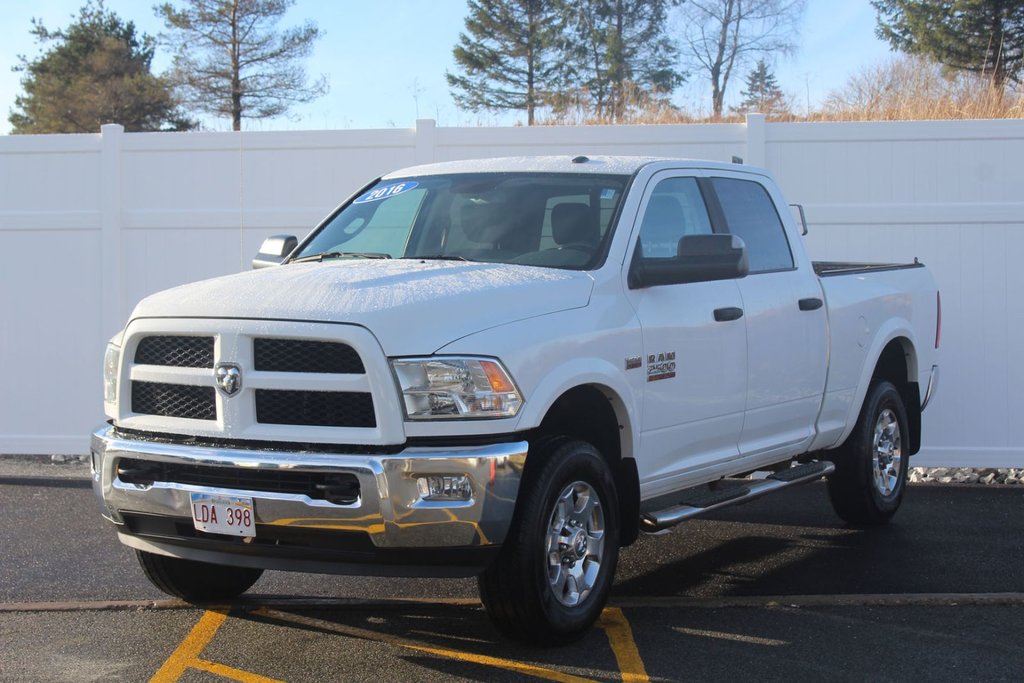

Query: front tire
[136,549,263,602]
[826,380,910,525]
[478,439,620,645]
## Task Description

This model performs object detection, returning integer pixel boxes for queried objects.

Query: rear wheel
[826,380,910,525]
[136,550,263,602]
[478,438,620,645]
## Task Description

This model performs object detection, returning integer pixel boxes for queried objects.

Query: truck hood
[129,260,594,355]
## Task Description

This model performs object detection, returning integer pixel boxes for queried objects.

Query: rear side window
[711,177,793,273]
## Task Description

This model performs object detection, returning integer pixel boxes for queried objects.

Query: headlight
[391,357,523,420]
[103,342,120,404]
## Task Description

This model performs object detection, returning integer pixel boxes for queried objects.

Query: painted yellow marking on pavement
[253,607,595,683]
[599,607,650,683]
[150,609,284,683]
[673,626,789,647]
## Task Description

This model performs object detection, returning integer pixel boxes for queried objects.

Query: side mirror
[252,234,298,269]
[629,234,748,289]
[790,203,808,235]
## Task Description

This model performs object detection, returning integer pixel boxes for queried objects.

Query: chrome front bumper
[91,426,527,575]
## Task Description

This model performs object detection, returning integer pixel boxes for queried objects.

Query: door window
[710,177,793,273]
[635,177,713,259]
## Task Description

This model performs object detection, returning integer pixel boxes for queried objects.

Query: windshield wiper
[403,254,470,262]
[290,251,392,263]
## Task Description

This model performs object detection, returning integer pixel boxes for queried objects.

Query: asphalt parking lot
[1,462,1022,682]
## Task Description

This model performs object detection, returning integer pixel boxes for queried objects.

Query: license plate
[190,492,255,537]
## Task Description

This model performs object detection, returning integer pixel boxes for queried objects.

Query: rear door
[706,173,828,460]
[624,171,748,488]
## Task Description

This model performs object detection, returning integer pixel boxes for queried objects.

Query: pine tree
[447,0,569,126]
[156,0,326,131]
[564,0,684,122]
[873,0,1024,90]
[733,59,786,115]
[9,1,191,134]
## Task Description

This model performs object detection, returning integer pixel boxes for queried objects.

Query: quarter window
[710,177,793,273]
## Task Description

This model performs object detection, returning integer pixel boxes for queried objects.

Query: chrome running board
[639,460,835,533]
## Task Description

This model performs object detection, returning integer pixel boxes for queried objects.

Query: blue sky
[0,0,895,133]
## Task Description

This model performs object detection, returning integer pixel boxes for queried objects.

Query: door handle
[713,307,744,322]
[798,297,823,311]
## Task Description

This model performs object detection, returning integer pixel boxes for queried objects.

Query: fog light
[416,475,473,501]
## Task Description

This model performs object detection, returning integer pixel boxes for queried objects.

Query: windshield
[293,172,630,269]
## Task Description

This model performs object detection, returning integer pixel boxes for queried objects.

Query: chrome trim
[921,364,939,411]
[91,425,527,549]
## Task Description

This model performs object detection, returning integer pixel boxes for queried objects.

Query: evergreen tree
[157,0,326,131]
[447,0,569,126]
[565,0,684,122]
[732,59,787,115]
[873,0,1024,89]
[9,1,191,134]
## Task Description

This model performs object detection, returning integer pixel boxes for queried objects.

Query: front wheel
[826,380,910,525]
[136,549,264,602]
[478,439,620,645]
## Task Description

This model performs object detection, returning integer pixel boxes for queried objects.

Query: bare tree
[680,0,805,118]
[156,0,326,131]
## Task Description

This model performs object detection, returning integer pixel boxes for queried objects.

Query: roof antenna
[731,156,744,164]
[571,155,589,164]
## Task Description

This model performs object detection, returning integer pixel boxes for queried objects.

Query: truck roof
[383,155,765,178]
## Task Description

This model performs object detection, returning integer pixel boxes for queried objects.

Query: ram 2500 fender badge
[214,363,242,396]
[647,352,676,381]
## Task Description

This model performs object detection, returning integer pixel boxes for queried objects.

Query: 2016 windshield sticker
[353,181,419,204]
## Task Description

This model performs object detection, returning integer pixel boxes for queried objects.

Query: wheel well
[534,385,640,547]
[871,338,921,455]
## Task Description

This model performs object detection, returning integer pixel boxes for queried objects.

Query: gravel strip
[910,467,1023,485]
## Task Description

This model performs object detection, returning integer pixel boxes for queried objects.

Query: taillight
[935,291,942,349]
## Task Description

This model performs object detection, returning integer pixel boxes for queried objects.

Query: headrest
[552,203,596,245]
[460,201,506,243]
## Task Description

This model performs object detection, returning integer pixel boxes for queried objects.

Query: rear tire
[826,380,910,525]
[136,549,263,602]
[478,438,620,645]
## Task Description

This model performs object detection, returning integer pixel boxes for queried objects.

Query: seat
[638,195,686,258]
[551,203,597,249]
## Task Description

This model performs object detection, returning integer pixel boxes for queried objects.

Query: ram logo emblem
[214,363,242,397]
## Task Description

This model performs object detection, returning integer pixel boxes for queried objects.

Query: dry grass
[816,56,1024,121]
[537,56,1023,125]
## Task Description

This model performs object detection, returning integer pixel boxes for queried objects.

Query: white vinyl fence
[1,116,1022,466]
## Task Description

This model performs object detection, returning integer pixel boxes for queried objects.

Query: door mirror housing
[252,234,298,269]
[629,234,748,289]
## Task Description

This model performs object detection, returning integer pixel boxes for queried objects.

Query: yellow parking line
[253,607,595,683]
[599,608,650,683]
[150,609,283,683]
[191,658,285,682]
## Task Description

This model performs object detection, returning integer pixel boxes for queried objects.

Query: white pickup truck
[92,156,940,643]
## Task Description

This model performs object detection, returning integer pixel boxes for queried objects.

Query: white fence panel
[0,116,1021,467]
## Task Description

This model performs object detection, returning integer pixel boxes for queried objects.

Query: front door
[624,172,748,492]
